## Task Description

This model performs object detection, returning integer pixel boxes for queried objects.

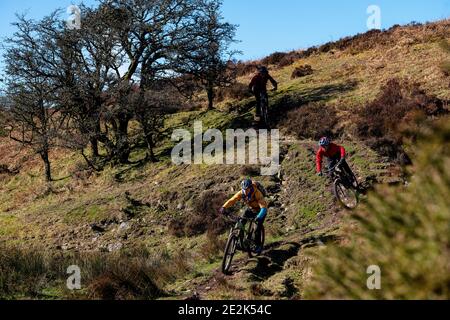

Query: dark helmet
[257,66,268,75]
[319,136,331,147]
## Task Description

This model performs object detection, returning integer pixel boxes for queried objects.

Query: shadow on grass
[243,233,339,281]
[270,81,358,124]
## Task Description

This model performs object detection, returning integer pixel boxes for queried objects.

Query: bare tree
[55,5,126,163]
[3,0,238,171]
[96,0,208,162]
[173,0,239,110]
[127,83,182,161]
[3,14,69,181]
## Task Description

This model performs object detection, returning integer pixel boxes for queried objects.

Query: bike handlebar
[224,214,256,224]
[322,160,344,174]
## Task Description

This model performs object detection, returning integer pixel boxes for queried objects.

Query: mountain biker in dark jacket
[249,66,278,123]
[316,137,353,179]
[220,179,268,255]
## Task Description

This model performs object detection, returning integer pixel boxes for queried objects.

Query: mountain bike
[324,160,360,210]
[222,214,265,275]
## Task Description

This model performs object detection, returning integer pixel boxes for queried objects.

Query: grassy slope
[0,20,448,299]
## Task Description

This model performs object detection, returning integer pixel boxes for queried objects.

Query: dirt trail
[187,227,340,300]
[185,135,344,300]
[181,131,387,300]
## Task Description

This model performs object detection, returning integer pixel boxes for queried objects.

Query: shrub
[278,51,303,68]
[282,103,338,140]
[306,119,450,299]
[260,50,304,69]
[240,165,260,177]
[168,219,186,238]
[261,52,288,66]
[291,65,314,79]
[216,83,252,103]
[0,164,10,174]
[235,62,258,77]
[170,191,229,237]
[365,137,411,165]
[356,79,445,161]
[317,29,389,55]
[87,265,162,300]
[268,92,305,124]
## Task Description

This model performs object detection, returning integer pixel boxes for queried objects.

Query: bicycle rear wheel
[222,233,238,274]
[260,94,269,128]
[333,179,358,209]
[247,222,265,258]
[261,99,269,127]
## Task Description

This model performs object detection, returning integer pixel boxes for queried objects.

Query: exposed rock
[61,243,73,251]
[108,242,123,252]
[118,222,130,231]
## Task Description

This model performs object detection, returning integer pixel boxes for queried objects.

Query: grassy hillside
[305,119,450,299]
[0,19,449,299]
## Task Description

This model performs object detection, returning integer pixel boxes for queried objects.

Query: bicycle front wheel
[222,233,238,274]
[333,179,359,210]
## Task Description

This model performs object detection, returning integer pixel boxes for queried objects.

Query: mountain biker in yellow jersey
[220,179,268,255]
[249,66,278,124]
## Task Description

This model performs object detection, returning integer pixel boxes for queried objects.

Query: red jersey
[316,143,346,173]
[249,73,277,94]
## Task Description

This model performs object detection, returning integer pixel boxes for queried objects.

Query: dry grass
[216,83,252,102]
[282,103,339,140]
[355,78,446,162]
[0,245,191,299]
[0,18,449,301]
[199,231,227,263]
[169,191,229,237]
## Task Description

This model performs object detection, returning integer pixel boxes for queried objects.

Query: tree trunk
[143,125,157,162]
[116,116,130,164]
[90,137,99,157]
[207,86,215,110]
[90,119,101,157]
[40,150,52,182]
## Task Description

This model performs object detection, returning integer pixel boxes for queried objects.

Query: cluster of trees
[2,0,238,181]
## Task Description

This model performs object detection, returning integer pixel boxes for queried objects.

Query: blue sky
[0,0,449,63]
[221,0,450,60]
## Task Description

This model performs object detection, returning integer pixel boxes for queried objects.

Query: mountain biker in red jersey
[249,66,278,123]
[316,137,354,179]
